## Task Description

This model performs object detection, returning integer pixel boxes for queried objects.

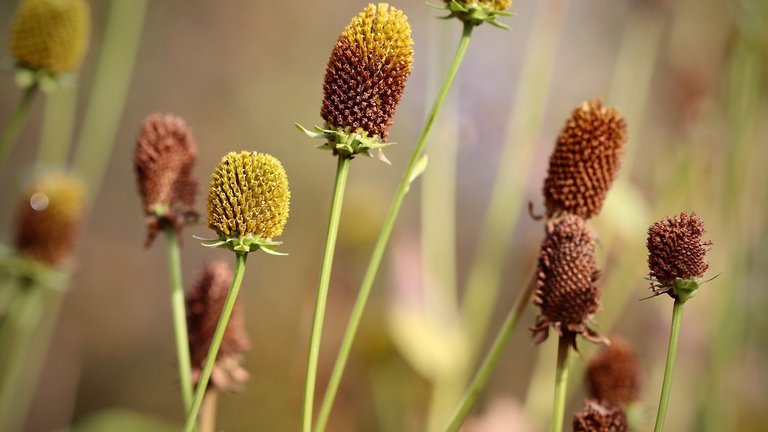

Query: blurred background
[0,0,767,430]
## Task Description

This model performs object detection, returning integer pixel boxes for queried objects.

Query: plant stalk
[199,389,219,432]
[183,253,248,432]
[37,85,77,168]
[165,227,194,412]
[312,22,474,432]
[0,85,38,171]
[551,336,570,432]
[302,155,351,432]
[654,299,684,432]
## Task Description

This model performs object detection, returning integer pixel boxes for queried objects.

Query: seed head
[586,337,641,405]
[543,99,627,220]
[207,151,290,240]
[531,214,605,346]
[573,399,628,432]
[14,173,86,267]
[134,113,198,246]
[320,3,413,140]
[186,260,251,392]
[647,212,711,287]
[9,0,90,74]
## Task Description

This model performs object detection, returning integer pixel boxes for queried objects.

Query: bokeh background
[1,0,767,430]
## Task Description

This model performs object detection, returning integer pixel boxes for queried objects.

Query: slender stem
[443,275,535,432]
[302,155,351,432]
[551,336,570,432]
[654,300,684,432]
[37,84,77,168]
[165,227,194,412]
[313,22,474,432]
[199,389,219,432]
[0,85,38,171]
[183,253,248,432]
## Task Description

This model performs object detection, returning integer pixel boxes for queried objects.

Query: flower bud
[586,337,642,405]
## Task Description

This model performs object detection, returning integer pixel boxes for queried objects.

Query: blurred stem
[183,253,247,432]
[0,85,38,171]
[165,227,194,412]
[72,0,147,192]
[313,22,474,432]
[551,336,570,432]
[461,0,566,360]
[303,155,350,432]
[199,389,218,432]
[37,85,77,168]
[654,300,684,432]
[443,276,535,432]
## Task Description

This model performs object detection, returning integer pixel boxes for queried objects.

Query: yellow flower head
[207,151,290,241]
[9,0,90,74]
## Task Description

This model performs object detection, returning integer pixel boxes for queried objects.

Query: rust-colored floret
[586,337,641,405]
[573,399,628,432]
[14,173,85,267]
[543,99,627,219]
[320,3,414,140]
[134,113,198,246]
[647,212,711,286]
[186,260,251,392]
[531,214,604,346]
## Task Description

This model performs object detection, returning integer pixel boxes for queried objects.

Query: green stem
[37,84,77,168]
[165,227,194,412]
[183,253,248,432]
[551,336,570,432]
[302,155,351,432]
[199,389,218,432]
[0,85,38,171]
[654,300,684,432]
[443,276,535,432]
[313,22,474,432]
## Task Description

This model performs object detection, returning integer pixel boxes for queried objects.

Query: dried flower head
[543,99,627,220]
[134,113,198,246]
[531,214,605,346]
[14,173,86,267]
[9,0,90,74]
[207,151,290,243]
[586,337,641,405]
[573,399,628,432]
[321,3,413,141]
[187,260,251,392]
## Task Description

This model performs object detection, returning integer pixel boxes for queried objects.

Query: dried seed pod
[586,337,642,405]
[207,151,290,240]
[543,99,627,220]
[321,3,413,140]
[186,260,251,392]
[531,214,605,346]
[573,399,628,432]
[14,172,86,267]
[647,212,711,288]
[134,113,198,246]
[9,0,90,74]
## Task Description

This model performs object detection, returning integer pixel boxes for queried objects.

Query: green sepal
[195,234,287,256]
[13,66,70,93]
[0,247,67,291]
[429,1,514,29]
[295,123,395,164]
[670,278,700,304]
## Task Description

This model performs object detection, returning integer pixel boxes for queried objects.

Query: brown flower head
[186,260,251,392]
[531,214,605,347]
[134,113,198,246]
[573,399,628,432]
[647,212,711,291]
[320,3,413,141]
[543,99,627,219]
[586,337,641,405]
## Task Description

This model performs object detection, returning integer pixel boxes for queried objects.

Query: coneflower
[542,99,627,220]
[437,0,514,29]
[573,399,628,432]
[184,151,290,432]
[586,337,642,406]
[647,212,712,432]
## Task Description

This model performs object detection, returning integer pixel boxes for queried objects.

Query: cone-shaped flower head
[586,337,642,405]
[134,113,198,246]
[531,214,605,346]
[646,212,711,301]
[14,172,86,267]
[321,3,413,142]
[573,399,628,432]
[543,99,627,220]
[186,260,251,392]
[206,151,290,254]
[9,0,90,74]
